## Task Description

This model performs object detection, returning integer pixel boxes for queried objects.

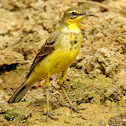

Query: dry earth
[0,0,126,126]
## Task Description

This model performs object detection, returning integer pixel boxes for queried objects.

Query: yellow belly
[48,48,80,74]
[29,48,80,82]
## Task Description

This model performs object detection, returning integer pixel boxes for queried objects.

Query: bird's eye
[71,11,77,16]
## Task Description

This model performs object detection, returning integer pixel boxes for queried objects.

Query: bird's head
[62,7,93,29]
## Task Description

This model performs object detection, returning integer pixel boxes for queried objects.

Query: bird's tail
[8,79,34,103]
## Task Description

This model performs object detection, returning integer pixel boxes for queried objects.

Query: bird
[8,7,93,120]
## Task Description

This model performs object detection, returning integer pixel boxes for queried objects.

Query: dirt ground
[0,0,126,126]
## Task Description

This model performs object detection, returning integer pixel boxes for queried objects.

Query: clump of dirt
[108,113,126,126]
[78,13,126,78]
[0,0,126,126]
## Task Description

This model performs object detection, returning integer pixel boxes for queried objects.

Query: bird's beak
[85,12,94,16]
[80,11,94,18]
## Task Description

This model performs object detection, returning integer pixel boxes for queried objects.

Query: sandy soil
[0,0,126,126]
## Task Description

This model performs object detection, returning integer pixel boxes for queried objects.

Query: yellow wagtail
[8,7,93,120]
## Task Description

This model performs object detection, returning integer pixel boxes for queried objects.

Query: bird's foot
[41,110,59,120]
[65,104,86,114]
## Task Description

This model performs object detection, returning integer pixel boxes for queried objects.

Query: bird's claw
[70,105,85,114]
[64,104,86,114]
[46,110,58,120]
[41,110,59,120]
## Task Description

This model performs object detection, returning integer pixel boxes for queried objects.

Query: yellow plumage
[8,7,93,120]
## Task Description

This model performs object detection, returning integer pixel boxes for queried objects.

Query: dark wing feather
[26,31,60,78]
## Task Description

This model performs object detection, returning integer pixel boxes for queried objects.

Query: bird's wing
[26,31,60,78]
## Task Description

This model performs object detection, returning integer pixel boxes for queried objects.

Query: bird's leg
[43,74,58,120]
[59,70,85,114]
